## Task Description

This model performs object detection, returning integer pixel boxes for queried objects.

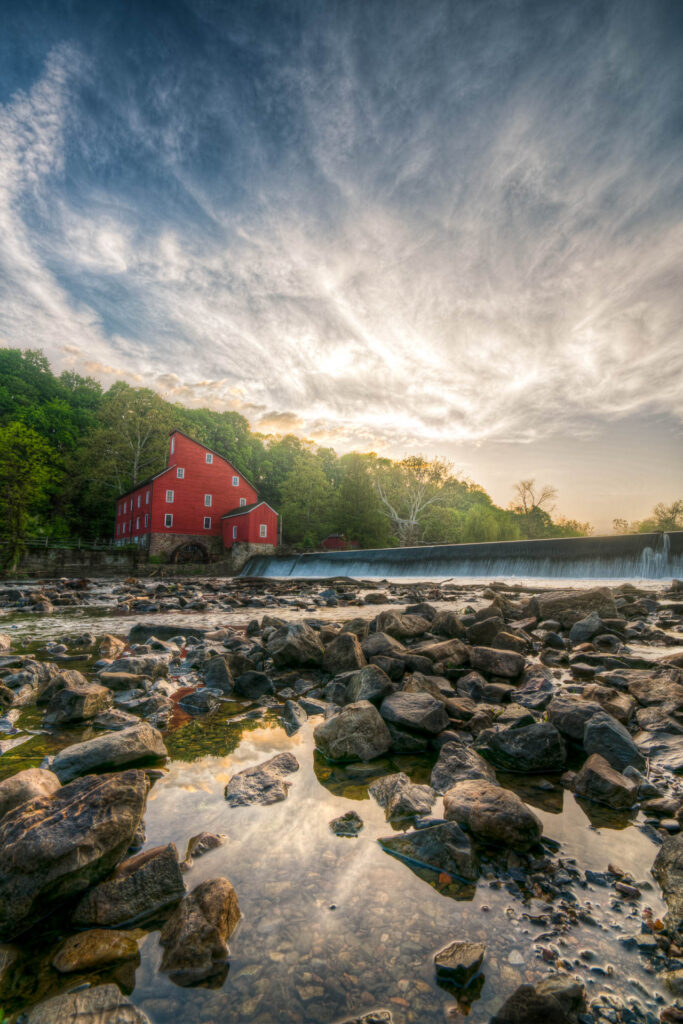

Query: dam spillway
[241,531,683,580]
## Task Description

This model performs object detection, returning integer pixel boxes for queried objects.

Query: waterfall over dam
[241,531,683,580]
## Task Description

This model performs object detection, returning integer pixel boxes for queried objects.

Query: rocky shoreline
[0,575,682,1023]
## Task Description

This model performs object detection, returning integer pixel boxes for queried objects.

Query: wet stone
[434,939,485,985]
[329,810,364,836]
[224,752,300,806]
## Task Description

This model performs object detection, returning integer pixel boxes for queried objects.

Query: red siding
[221,504,278,548]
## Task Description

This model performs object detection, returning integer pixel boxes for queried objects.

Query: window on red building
[164,513,173,527]
[166,490,174,502]
[232,525,237,539]
[204,494,212,506]
[239,497,246,507]
[232,475,239,486]
[203,516,211,529]
[205,453,213,464]
[177,467,184,478]
[260,524,267,537]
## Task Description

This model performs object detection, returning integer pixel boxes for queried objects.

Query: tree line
[1,347,651,568]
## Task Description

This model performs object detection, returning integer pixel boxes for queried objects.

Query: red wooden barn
[113,430,278,562]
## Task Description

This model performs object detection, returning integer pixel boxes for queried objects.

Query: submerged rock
[23,983,151,1024]
[330,810,364,836]
[443,779,543,852]
[490,974,586,1023]
[379,821,479,881]
[73,842,186,927]
[314,701,392,762]
[224,752,299,805]
[159,877,241,985]
[0,769,149,940]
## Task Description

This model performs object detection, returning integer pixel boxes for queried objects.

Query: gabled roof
[116,466,175,501]
[221,501,278,519]
[169,429,259,493]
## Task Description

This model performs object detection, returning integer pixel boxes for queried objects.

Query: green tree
[280,455,334,545]
[0,423,52,570]
[336,454,391,548]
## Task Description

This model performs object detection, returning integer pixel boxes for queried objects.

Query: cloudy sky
[1,0,682,531]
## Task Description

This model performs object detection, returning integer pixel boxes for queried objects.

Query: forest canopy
[0,348,607,556]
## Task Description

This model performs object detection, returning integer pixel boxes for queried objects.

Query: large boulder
[0,770,149,940]
[583,711,645,771]
[372,611,431,640]
[368,772,435,821]
[477,722,566,773]
[652,833,683,938]
[380,691,449,736]
[581,683,634,724]
[361,632,406,660]
[431,741,496,794]
[44,722,167,783]
[625,665,683,707]
[547,695,604,742]
[203,656,234,693]
[52,928,140,973]
[414,638,469,667]
[346,664,395,705]
[379,821,478,881]
[224,752,299,805]
[72,843,186,927]
[159,877,241,985]
[490,975,586,1024]
[534,587,618,628]
[314,701,392,762]
[431,610,466,638]
[322,632,366,674]
[0,768,60,821]
[23,983,151,1023]
[568,610,603,644]
[267,623,324,669]
[443,779,543,852]
[469,646,525,679]
[570,753,638,809]
[233,671,275,699]
[43,679,113,725]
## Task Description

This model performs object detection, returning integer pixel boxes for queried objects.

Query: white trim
[203,516,211,529]
[205,452,213,464]
[170,437,175,454]
[177,467,185,479]
[232,475,239,486]
[136,516,140,529]
[204,493,212,507]
[166,489,174,503]
[239,497,247,507]
[164,513,173,527]
[259,524,267,538]
[232,525,237,539]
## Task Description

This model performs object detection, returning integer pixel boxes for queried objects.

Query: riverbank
[0,576,682,1023]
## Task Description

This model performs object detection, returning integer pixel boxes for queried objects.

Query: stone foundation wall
[148,533,224,560]
[15,546,141,577]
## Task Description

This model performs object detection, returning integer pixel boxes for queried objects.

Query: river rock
[469,646,525,679]
[581,683,634,724]
[568,610,603,644]
[314,701,392,762]
[379,821,478,881]
[490,974,585,1024]
[625,665,683,706]
[652,833,683,937]
[23,983,151,1023]
[0,767,61,820]
[346,664,395,705]
[372,610,431,639]
[203,656,234,692]
[547,695,605,742]
[267,623,324,669]
[178,687,220,714]
[233,670,275,698]
[443,779,543,851]
[402,671,450,702]
[105,653,172,677]
[224,752,299,805]
[369,772,436,821]
[467,615,505,645]
[361,631,406,660]
[415,637,469,667]
[322,632,366,673]
[431,610,466,638]
[73,842,186,927]
[380,691,449,735]
[159,877,241,985]
[434,939,485,985]
[52,928,139,973]
[477,722,566,773]
[533,587,618,628]
[570,753,638,809]
[335,1012,393,1024]
[583,711,645,771]
[385,720,430,753]
[0,769,148,940]
[99,634,127,659]
[431,741,497,794]
[330,810,364,836]
[282,699,307,734]
[44,722,167,783]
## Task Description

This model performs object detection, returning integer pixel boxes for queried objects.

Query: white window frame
[144,514,149,527]
[137,494,141,507]
[204,494,212,507]
[259,524,268,538]
[239,497,247,507]
[205,452,213,464]
[232,525,237,540]
[232,475,239,486]
[166,489,174,503]
[203,516,211,529]
[123,501,127,513]
[177,467,185,479]
[170,437,175,454]
[136,516,140,529]
[145,490,150,504]
[164,513,173,528]
[122,522,126,534]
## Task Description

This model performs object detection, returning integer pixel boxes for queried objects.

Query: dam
[242,530,683,580]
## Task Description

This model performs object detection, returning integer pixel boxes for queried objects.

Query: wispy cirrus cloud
[0,0,682,499]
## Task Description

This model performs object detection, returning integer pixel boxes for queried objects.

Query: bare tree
[511,479,558,515]
[374,456,456,545]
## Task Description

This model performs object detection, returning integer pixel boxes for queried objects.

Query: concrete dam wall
[241,531,683,580]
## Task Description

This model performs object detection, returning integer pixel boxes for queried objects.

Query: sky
[0,0,682,533]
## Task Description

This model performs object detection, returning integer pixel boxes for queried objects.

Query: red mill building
[114,430,278,565]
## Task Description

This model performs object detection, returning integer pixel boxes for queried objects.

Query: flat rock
[159,877,241,985]
[443,779,543,852]
[23,983,151,1024]
[314,701,392,762]
[73,842,186,927]
[379,821,479,881]
[224,752,299,805]
[490,975,586,1024]
[469,646,525,679]
[52,927,139,973]
[0,769,149,940]
[434,939,485,985]
[534,588,618,628]
[44,722,167,783]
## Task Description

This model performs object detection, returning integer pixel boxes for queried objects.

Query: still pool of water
[1,705,667,1024]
